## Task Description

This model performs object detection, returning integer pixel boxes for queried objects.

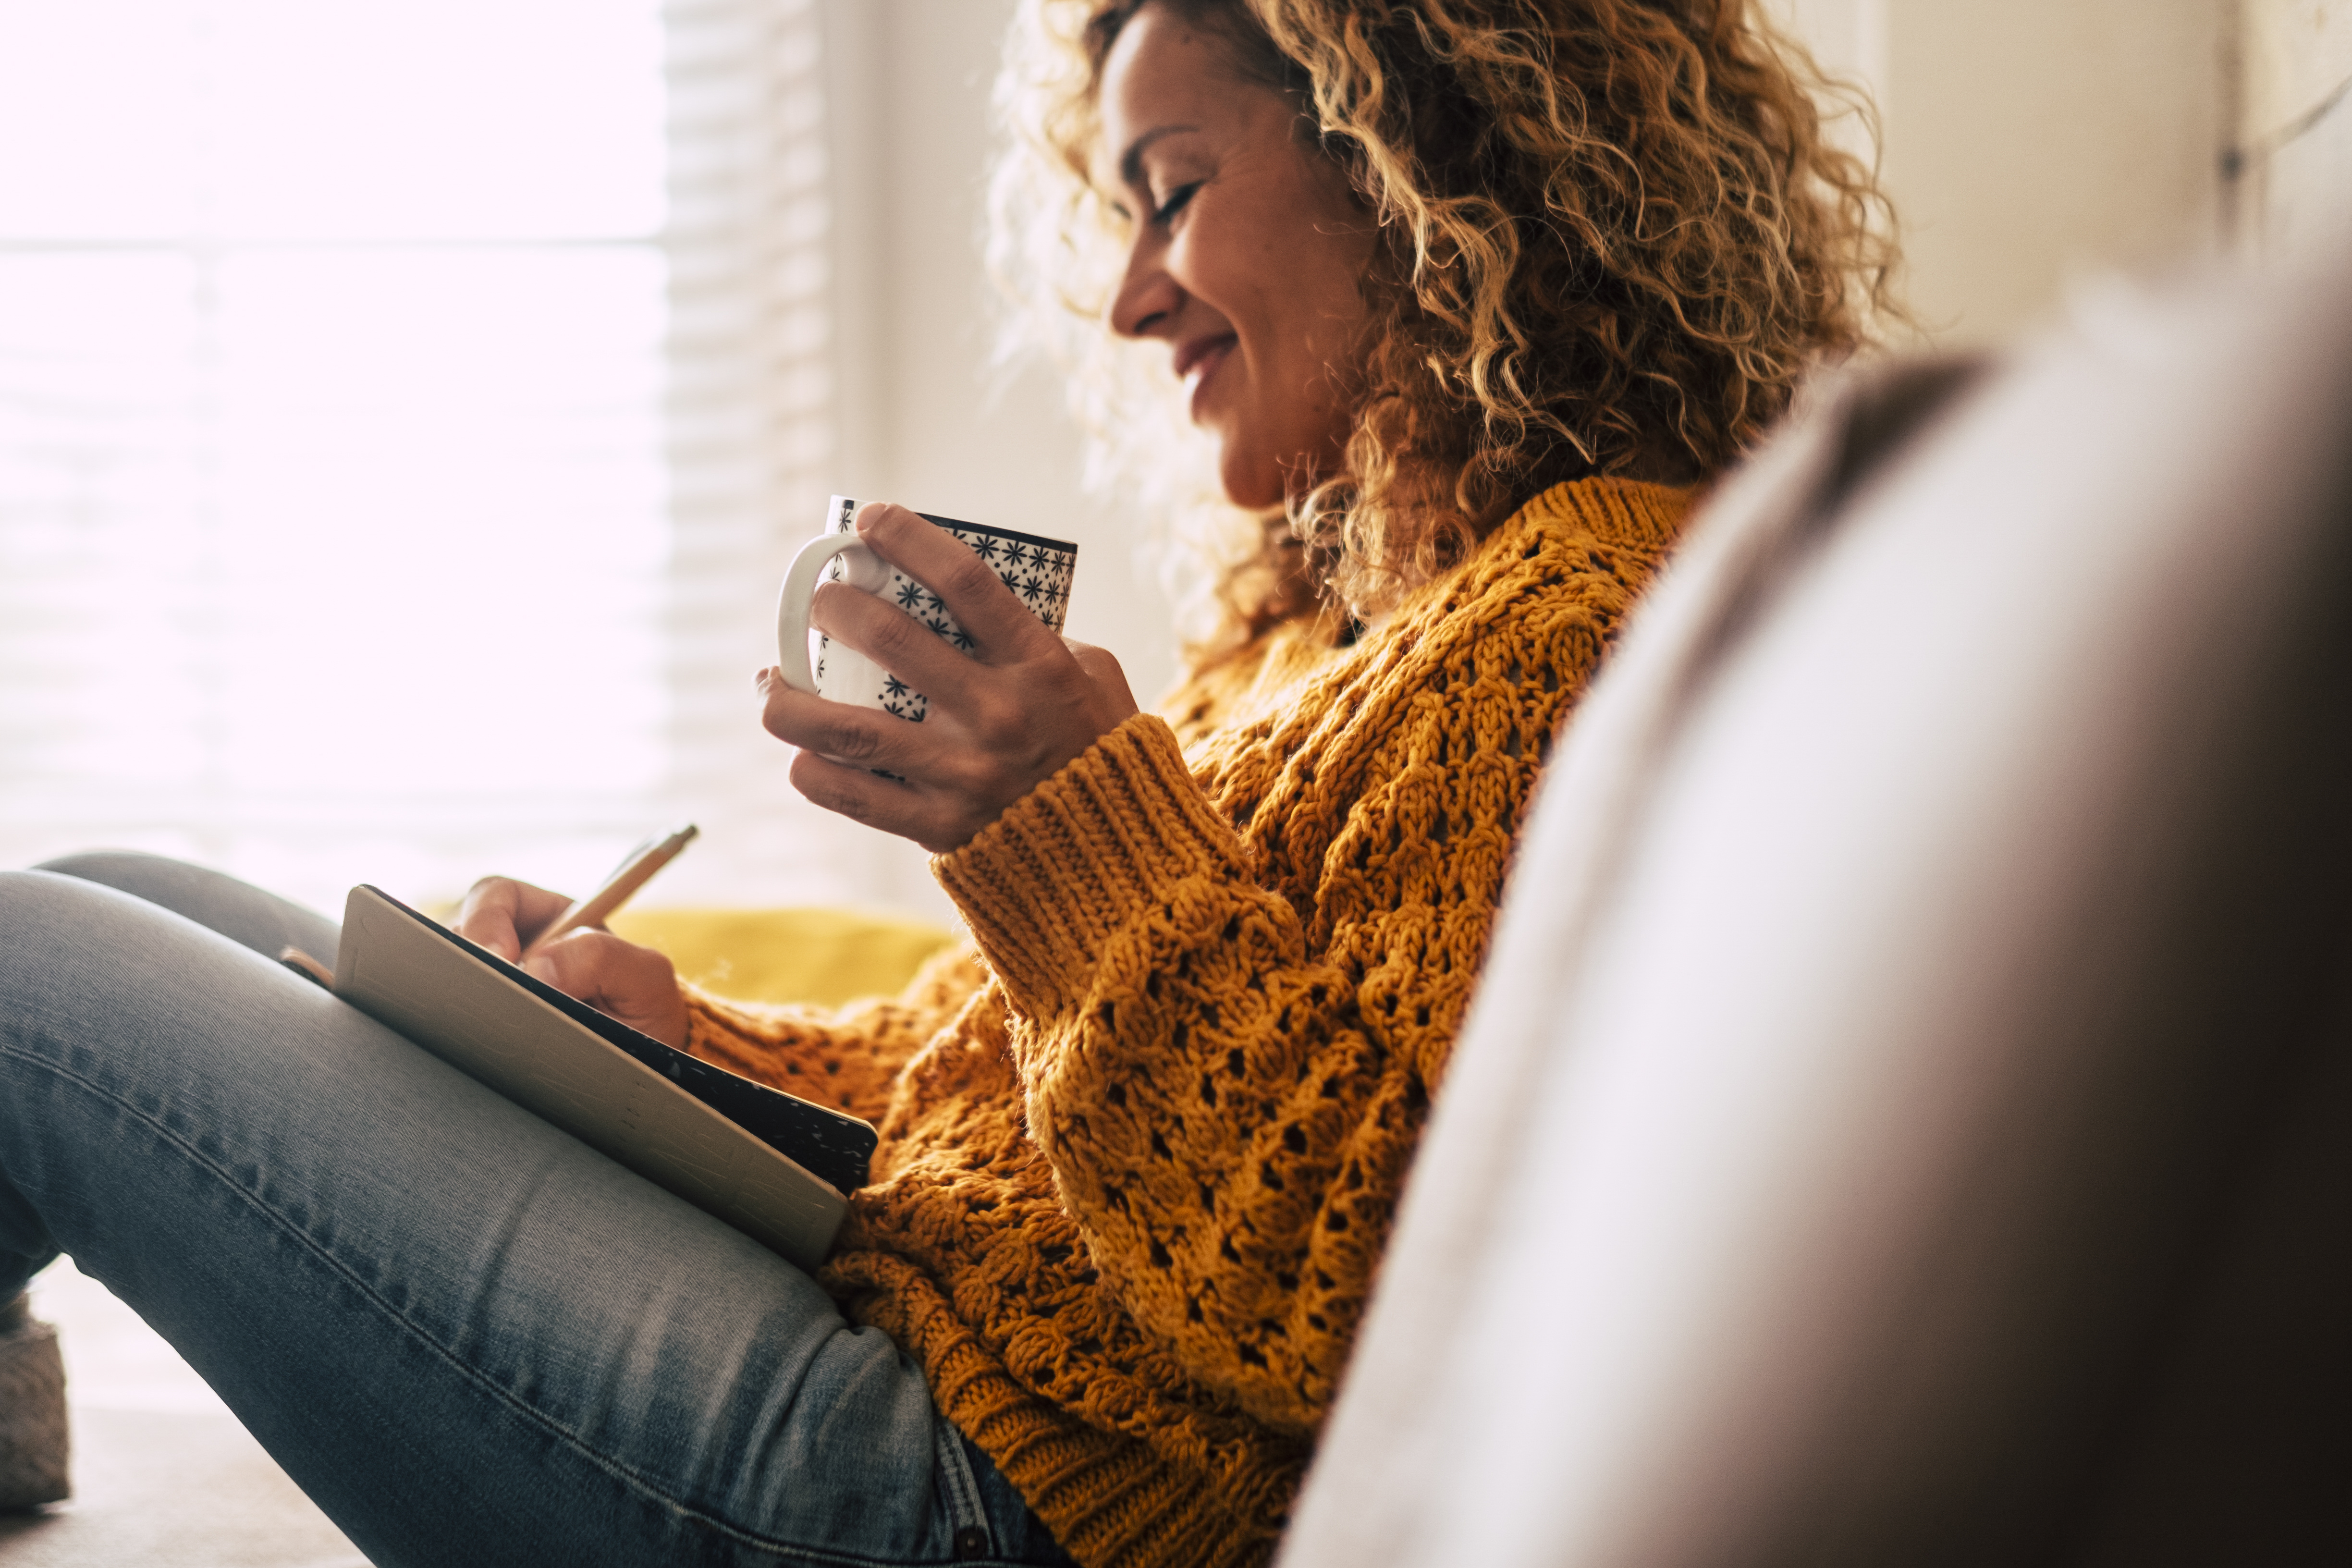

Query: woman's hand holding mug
[763,499,1138,852]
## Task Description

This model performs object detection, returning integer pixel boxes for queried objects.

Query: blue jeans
[0,854,1075,1568]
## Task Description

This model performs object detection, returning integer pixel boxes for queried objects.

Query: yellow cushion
[606,907,958,1008]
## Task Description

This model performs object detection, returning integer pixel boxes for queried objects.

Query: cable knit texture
[683,478,1691,1568]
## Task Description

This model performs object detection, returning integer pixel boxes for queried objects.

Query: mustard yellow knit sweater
[684,477,1691,1568]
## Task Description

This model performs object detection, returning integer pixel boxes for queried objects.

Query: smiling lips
[1174,333,1237,417]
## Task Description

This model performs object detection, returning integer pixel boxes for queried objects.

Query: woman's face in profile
[1096,5,1374,509]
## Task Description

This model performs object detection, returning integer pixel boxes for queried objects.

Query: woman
[0,2,1889,1565]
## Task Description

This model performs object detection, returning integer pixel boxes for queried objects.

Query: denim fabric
[0,855,1076,1568]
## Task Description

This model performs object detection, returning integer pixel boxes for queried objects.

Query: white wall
[1779,0,2352,338]
[1891,0,2230,343]
[1775,0,2232,347]
[2234,0,2352,262]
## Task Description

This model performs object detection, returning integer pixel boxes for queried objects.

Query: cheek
[1253,210,1371,402]
[1174,180,1372,501]
[1302,225,1374,365]
[1212,289,1362,504]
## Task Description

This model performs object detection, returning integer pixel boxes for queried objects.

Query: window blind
[0,0,858,915]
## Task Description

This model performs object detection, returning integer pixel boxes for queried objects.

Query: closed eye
[1152,182,1200,225]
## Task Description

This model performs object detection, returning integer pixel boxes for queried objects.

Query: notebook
[331,884,876,1271]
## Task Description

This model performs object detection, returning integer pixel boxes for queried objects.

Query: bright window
[0,0,849,914]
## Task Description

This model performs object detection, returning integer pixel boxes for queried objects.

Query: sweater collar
[1505,475,1697,555]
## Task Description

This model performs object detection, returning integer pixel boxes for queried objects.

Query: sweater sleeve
[934,707,1505,1435]
[683,942,989,1124]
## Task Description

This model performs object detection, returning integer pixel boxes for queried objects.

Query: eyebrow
[1117,124,1200,190]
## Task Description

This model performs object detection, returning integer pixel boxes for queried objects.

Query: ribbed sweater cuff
[934,713,1245,1023]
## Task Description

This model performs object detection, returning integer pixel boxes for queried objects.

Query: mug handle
[775,532,890,694]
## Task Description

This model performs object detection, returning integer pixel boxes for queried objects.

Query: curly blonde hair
[992,0,1899,647]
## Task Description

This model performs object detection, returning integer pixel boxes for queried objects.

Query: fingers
[853,504,1053,657]
[807,578,1051,743]
[524,930,689,1049]
[453,876,571,962]
[455,880,687,1046]
[758,668,943,775]
[808,577,976,696]
[756,627,1143,853]
[757,667,1001,847]
[787,749,979,855]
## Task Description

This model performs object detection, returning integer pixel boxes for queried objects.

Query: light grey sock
[0,1296,71,1510]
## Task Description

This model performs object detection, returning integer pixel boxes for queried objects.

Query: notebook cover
[332,884,875,1272]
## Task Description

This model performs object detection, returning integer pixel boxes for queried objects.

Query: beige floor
[0,1259,370,1568]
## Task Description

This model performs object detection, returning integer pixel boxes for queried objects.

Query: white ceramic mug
[776,495,1079,722]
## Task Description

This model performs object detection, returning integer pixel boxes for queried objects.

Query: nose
[1108,228,1181,340]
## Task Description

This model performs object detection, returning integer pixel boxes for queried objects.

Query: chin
[1215,445,1287,511]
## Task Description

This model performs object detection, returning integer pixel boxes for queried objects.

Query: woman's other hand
[453,876,689,1049]
[453,875,569,962]
[760,503,1141,852]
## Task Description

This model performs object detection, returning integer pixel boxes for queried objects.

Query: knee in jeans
[34,850,196,902]
[0,870,131,977]
[0,868,116,922]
